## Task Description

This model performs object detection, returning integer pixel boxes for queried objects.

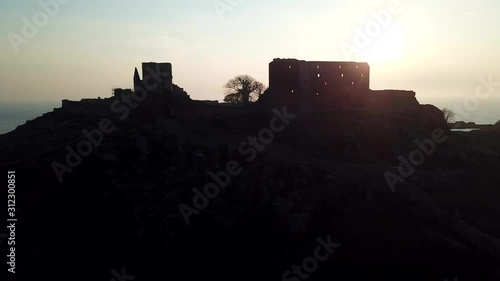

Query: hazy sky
[1,0,499,122]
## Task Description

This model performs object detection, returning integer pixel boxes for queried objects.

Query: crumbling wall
[61,99,114,117]
[113,88,133,98]
[365,90,420,114]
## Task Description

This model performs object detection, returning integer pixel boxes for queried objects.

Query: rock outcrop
[1,102,499,281]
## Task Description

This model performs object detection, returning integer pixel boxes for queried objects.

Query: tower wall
[142,62,173,94]
[268,59,370,112]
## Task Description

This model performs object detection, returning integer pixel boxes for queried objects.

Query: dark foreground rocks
[0,104,499,281]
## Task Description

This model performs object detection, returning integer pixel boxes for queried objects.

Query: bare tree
[223,75,265,105]
[223,93,242,104]
[442,108,456,123]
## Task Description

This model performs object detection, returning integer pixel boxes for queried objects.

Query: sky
[0,0,499,123]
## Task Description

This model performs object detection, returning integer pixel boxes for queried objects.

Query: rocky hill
[1,102,499,281]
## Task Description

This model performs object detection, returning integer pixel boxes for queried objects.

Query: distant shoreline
[0,102,59,135]
[448,122,494,131]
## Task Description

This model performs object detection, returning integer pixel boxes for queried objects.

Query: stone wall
[61,99,115,117]
[141,62,173,94]
[365,90,420,114]
[268,58,370,112]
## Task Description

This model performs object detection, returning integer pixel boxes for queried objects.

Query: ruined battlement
[365,90,419,114]
[371,89,416,97]
[61,99,115,117]
[269,59,370,95]
[267,59,371,113]
[264,58,424,116]
[134,62,174,94]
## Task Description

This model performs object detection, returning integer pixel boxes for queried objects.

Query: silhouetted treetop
[223,75,265,105]
[443,108,456,123]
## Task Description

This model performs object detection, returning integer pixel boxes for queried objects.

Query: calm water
[425,98,500,125]
[450,129,481,132]
[0,102,60,135]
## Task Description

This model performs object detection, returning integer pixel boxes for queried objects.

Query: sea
[0,102,60,135]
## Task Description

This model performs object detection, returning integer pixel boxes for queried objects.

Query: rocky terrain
[1,101,500,281]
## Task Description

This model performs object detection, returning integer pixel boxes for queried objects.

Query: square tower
[141,62,173,94]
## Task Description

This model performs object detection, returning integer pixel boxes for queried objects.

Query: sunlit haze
[1,0,499,122]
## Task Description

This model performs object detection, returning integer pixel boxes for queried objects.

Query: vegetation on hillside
[223,75,265,104]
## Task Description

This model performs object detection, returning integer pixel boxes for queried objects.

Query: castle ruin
[61,59,423,121]
[134,62,173,95]
[266,58,418,114]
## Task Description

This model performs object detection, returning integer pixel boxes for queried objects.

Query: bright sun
[362,25,405,63]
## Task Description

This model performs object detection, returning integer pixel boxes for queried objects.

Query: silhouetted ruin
[113,88,133,98]
[264,58,419,115]
[133,62,173,95]
[59,59,444,127]
[5,57,500,281]
[61,62,191,121]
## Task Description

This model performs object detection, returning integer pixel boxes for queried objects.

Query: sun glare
[362,25,405,63]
